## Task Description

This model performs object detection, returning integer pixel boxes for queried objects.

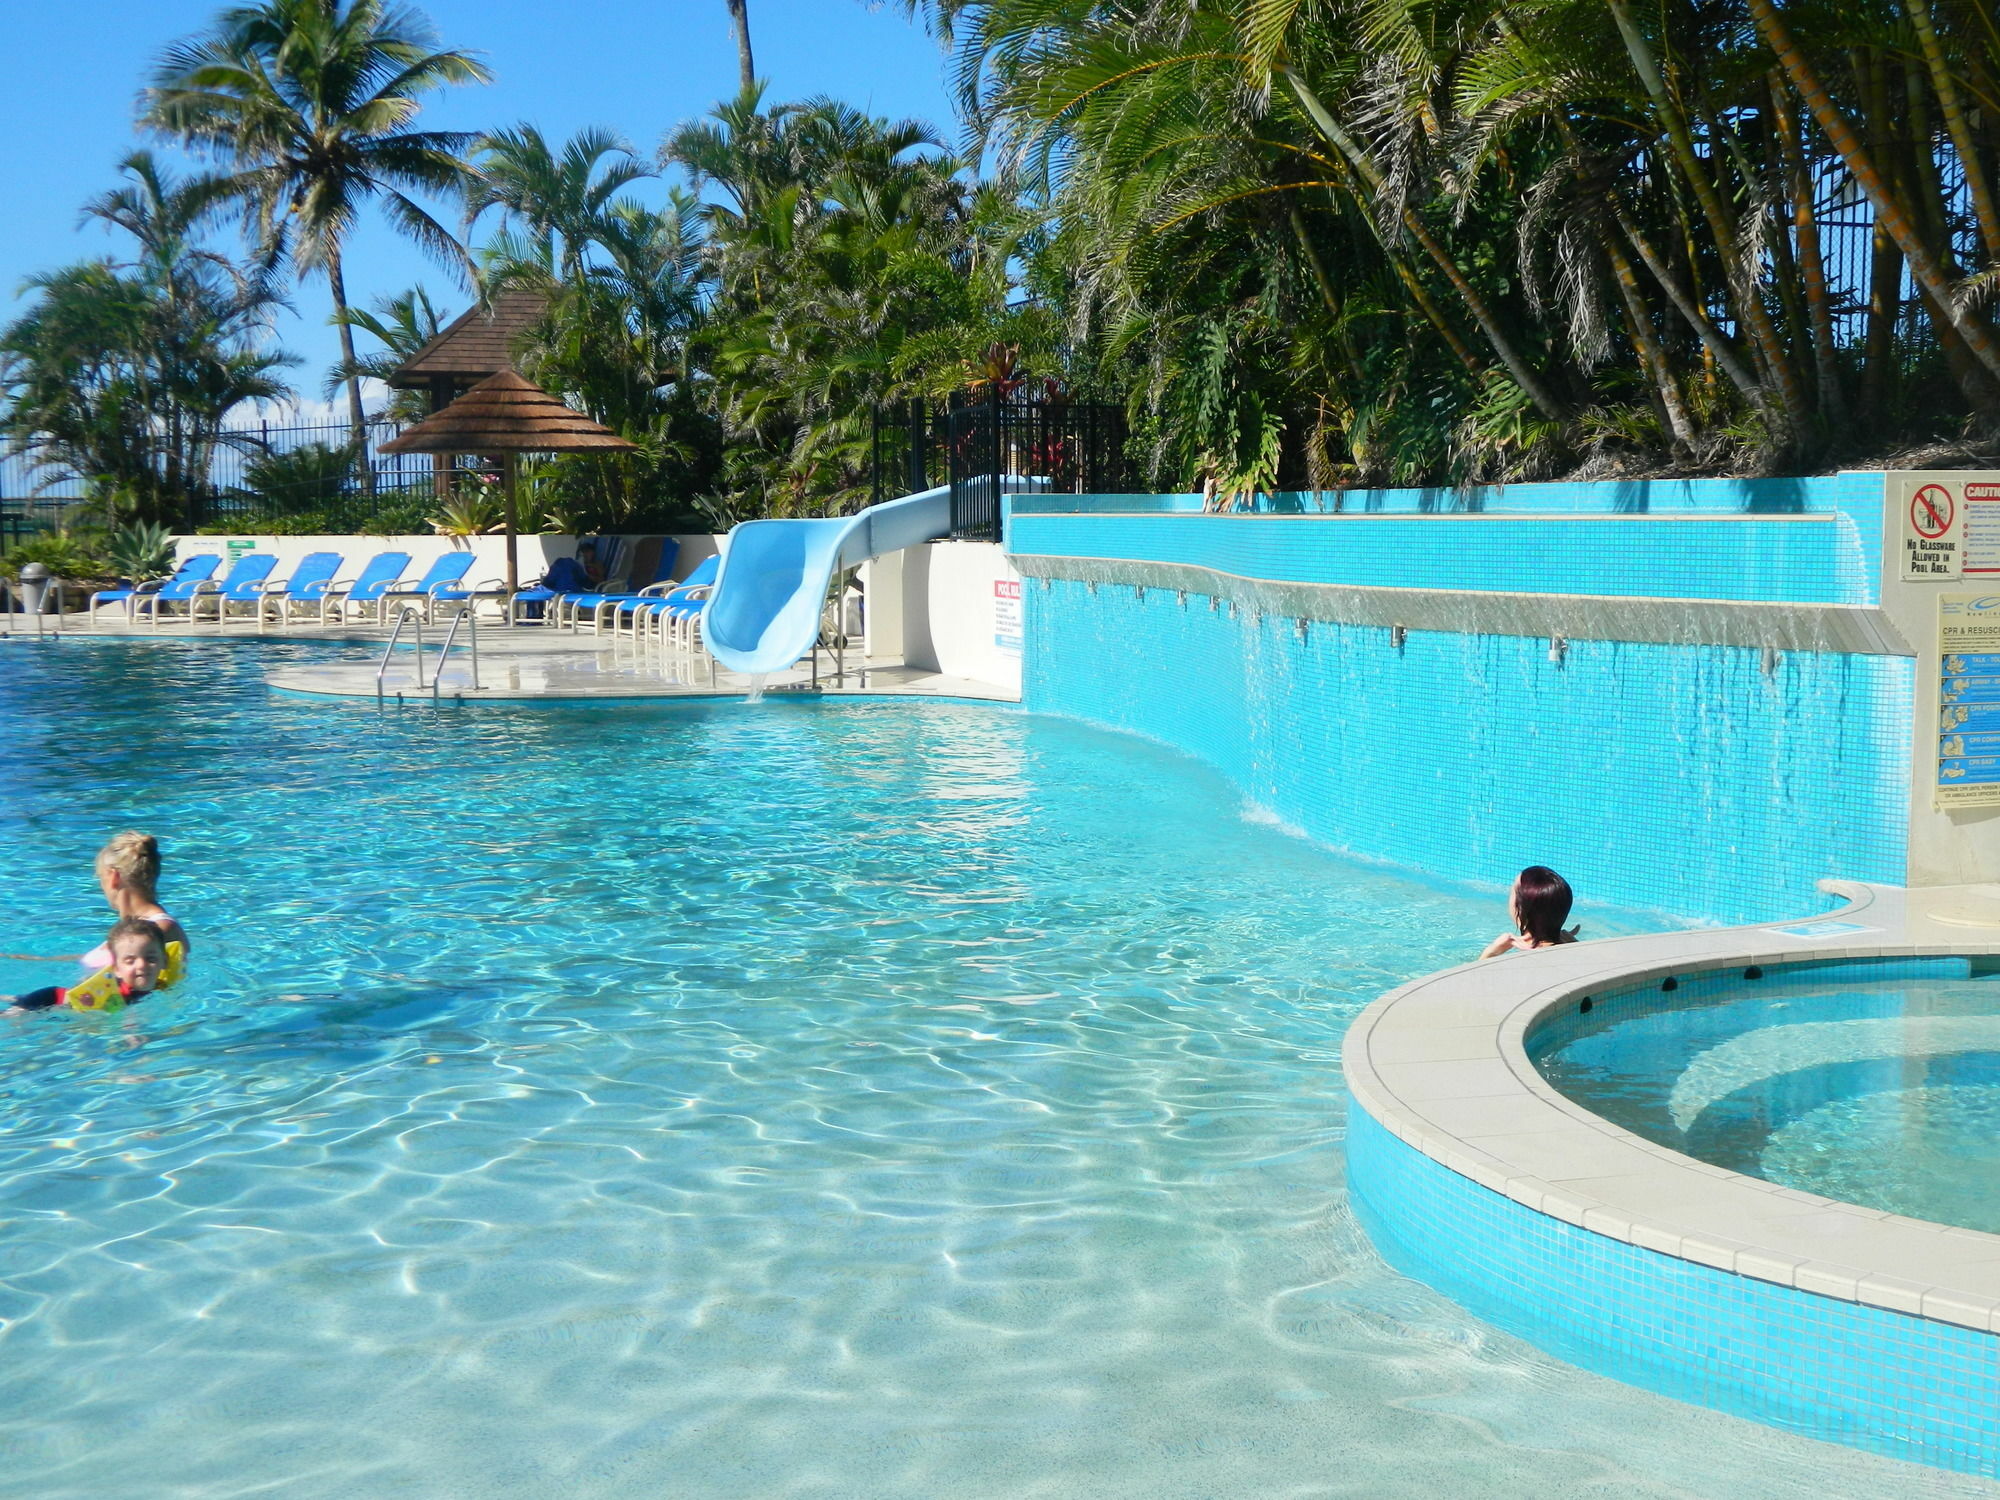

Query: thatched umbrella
[379,368,637,593]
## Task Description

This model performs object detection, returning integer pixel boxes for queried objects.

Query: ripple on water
[0,641,1989,1499]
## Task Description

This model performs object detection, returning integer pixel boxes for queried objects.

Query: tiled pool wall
[1347,1106,2000,1476]
[1011,476,1911,926]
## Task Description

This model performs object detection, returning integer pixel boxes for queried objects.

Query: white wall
[869,541,1021,695]
[172,533,727,587]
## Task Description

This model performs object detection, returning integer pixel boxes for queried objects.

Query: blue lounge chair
[91,554,218,630]
[253,551,344,631]
[188,553,279,626]
[317,551,411,626]
[628,554,723,654]
[375,552,476,624]
[505,554,593,626]
[563,537,682,632]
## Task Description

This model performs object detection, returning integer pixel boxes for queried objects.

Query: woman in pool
[1479,865,1579,958]
[1,832,189,969]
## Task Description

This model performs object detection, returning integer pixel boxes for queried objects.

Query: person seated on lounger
[1479,865,1580,959]
[4,918,170,1015]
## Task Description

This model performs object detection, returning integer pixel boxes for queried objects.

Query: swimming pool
[1535,957,2000,1236]
[2,640,1992,1499]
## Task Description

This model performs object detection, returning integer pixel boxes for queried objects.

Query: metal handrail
[430,604,480,698]
[375,607,423,699]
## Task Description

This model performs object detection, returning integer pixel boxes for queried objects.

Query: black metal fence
[0,416,469,542]
[872,390,1131,542]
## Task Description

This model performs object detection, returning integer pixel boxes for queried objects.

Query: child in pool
[1479,865,1580,959]
[4,918,170,1015]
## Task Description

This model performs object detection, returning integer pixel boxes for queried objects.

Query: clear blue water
[1,640,1991,1499]
[1536,961,2000,1234]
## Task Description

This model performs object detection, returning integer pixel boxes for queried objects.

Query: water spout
[745,673,768,704]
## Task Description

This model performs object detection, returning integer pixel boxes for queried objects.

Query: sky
[0,0,961,422]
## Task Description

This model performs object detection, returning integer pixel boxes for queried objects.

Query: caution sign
[1966,481,2000,576]
[1936,592,2000,808]
[1898,472,1967,580]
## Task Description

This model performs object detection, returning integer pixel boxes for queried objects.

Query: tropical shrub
[102,521,177,581]
[232,442,357,512]
[425,492,504,538]
[0,533,111,584]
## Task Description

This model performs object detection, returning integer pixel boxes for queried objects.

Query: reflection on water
[0,641,1983,1500]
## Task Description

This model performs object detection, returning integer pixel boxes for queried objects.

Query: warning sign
[1898,472,1967,580]
[994,577,1022,655]
[1936,592,2000,808]
[1896,471,2000,581]
[1966,482,2000,576]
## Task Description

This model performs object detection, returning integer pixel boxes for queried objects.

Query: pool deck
[15,612,1018,703]
[1345,879,2000,1333]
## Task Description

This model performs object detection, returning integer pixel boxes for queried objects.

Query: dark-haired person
[1479,865,1580,959]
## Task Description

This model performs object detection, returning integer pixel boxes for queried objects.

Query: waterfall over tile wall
[1010,479,1914,926]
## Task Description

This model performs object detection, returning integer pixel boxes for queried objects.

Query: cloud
[245,379,396,430]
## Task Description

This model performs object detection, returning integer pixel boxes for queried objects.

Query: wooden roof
[385,290,549,388]
[377,369,637,454]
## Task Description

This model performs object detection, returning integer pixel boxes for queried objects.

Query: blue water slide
[703,484,958,674]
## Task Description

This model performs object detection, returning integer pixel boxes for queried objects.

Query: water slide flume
[702,485,956,676]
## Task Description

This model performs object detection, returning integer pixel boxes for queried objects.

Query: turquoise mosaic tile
[1007,513,1874,605]
[1347,1106,2000,1476]
[1022,577,1911,924]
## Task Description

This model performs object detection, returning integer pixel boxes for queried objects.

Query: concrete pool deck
[1345,878,2000,1332]
[13,611,1018,703]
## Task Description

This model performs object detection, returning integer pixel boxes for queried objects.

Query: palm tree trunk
[1860,52,1903,420]
[326,246,375,497]
[1906,0,2000,265]
[1770,77,1844,424]
[1603,230,1697,456]
[726,0,755,94]
[1283,68,1564,418]
[1616,214,1765,403]
[1606,0,1809,445]
[1284,199,1365,388]
[1746,0,2000,386]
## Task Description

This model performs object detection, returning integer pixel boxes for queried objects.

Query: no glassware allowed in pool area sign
[1936,592,2000,807]
[1897,470,2000,581]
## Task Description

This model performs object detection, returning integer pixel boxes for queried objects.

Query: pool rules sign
[1937,593,2000,807]
[1898,470,2000,580]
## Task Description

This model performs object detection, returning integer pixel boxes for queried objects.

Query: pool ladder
[376,605,481,700]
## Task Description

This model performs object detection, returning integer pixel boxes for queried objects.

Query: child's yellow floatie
[66,941,185,1014]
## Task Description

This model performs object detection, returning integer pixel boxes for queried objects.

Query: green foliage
[425,490,504,537]
[102,521,177,581]
[232,441,357,511]
[0,532,111,584]
[0,154,291,526]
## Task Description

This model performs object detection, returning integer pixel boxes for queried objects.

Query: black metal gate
[872,390,1129,541]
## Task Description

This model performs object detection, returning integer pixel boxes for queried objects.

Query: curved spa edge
[1343,879,2000,1475]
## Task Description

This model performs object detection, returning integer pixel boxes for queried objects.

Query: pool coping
[1342,879,2000,1333]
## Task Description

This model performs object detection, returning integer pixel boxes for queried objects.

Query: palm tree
[3,155,293,525]
[326,286,449,423]
[726,0,756,94]
[466,124,654,283]
[142,0,491,467]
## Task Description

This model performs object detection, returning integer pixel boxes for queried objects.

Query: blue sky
[2,0,959,420]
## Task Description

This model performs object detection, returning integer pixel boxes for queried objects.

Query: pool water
[1535,960,2000,1234]
[1,640,1991,1499]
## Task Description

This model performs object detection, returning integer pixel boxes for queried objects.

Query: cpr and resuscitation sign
[1937,593,2000,808]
